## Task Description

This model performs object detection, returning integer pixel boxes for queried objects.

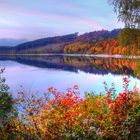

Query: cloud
[0,0,123,39]
[0,18,21,27]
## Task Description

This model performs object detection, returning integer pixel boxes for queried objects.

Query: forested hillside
[0,28,139,55]
[64,38,140,55]
[0,33,77,54]
[64,29,140,55]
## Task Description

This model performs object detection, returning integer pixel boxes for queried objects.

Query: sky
[0,0,124,40]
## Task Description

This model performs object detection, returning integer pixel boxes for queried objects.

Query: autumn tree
[109,0,140,28]
[119,28,140,48]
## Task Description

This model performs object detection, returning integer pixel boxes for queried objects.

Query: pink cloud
[0,0,104,30]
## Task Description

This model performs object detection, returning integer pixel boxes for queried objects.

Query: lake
[0,55,140,97]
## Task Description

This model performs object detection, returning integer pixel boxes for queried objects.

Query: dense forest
[64,28,140,55]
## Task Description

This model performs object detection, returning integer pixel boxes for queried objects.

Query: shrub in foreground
[7,78,140,140]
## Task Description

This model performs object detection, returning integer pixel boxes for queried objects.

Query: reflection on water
[0,55,140,96]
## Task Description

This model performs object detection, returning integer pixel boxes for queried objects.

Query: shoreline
[0,53,140,59]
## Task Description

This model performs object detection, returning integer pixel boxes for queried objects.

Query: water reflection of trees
[0,55,140,79]
[64,56,140,78]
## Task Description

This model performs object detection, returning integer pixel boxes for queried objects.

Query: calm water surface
[0,55,140,97]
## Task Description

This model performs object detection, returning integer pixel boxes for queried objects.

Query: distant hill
[15,33,78,53]
[0,29,122,54]
[76,29,121,42]
[0,39,27,47]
